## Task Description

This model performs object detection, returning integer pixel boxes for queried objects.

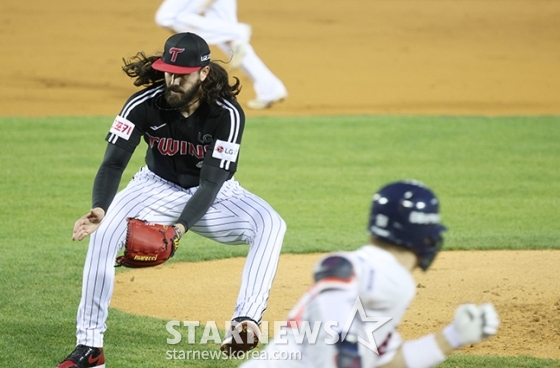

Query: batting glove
[443,303,500,349]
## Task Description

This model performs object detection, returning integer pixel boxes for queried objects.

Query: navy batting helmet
[368,180,447,270]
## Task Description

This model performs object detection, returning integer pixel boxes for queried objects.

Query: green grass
[0,115,558,367]
[442,354,560,368]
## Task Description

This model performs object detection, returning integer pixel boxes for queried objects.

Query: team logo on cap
[169,47,185,62]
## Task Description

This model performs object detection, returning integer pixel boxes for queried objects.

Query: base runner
[240,180,499,368]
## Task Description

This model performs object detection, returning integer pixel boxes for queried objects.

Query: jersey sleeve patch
[212,139,240,162]
[109,116,135,141]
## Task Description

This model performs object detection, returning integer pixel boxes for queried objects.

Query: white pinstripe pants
[76,166,286,347]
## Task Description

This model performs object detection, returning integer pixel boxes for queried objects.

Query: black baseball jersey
[106,82,245,188]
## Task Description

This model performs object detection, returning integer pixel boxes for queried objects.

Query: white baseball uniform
[240,245,416,368]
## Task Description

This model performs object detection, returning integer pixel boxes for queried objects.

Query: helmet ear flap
[416,231,444,270]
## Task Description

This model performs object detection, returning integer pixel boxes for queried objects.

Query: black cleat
[56,345,105,368]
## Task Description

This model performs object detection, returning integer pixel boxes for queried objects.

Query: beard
[164,79,202,108]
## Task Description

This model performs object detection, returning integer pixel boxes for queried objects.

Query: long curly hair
[122,52,241,106]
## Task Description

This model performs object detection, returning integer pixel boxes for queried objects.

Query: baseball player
[56,32,286,368]
[240,180,500,368]
[155,0,288,109]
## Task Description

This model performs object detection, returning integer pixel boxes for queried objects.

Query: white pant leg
[155,0,248,44]
[216,43,287,101]
[189,180,287,323]
[238,45,287,101]
[76,168,191,347]
[205,0,238,23]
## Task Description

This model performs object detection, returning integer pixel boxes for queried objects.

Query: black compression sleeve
[91,144,133,212]
[176,165,230,231]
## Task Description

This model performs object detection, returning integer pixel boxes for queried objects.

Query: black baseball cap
[152,32,211,74]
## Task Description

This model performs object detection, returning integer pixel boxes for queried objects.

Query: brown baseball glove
[115,218,180,268]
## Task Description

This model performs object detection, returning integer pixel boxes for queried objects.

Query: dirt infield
[2,0,560,116]
[3,0,559,361]
[112,251,560,359]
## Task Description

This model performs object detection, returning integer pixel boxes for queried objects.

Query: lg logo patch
[212,140,239,162]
